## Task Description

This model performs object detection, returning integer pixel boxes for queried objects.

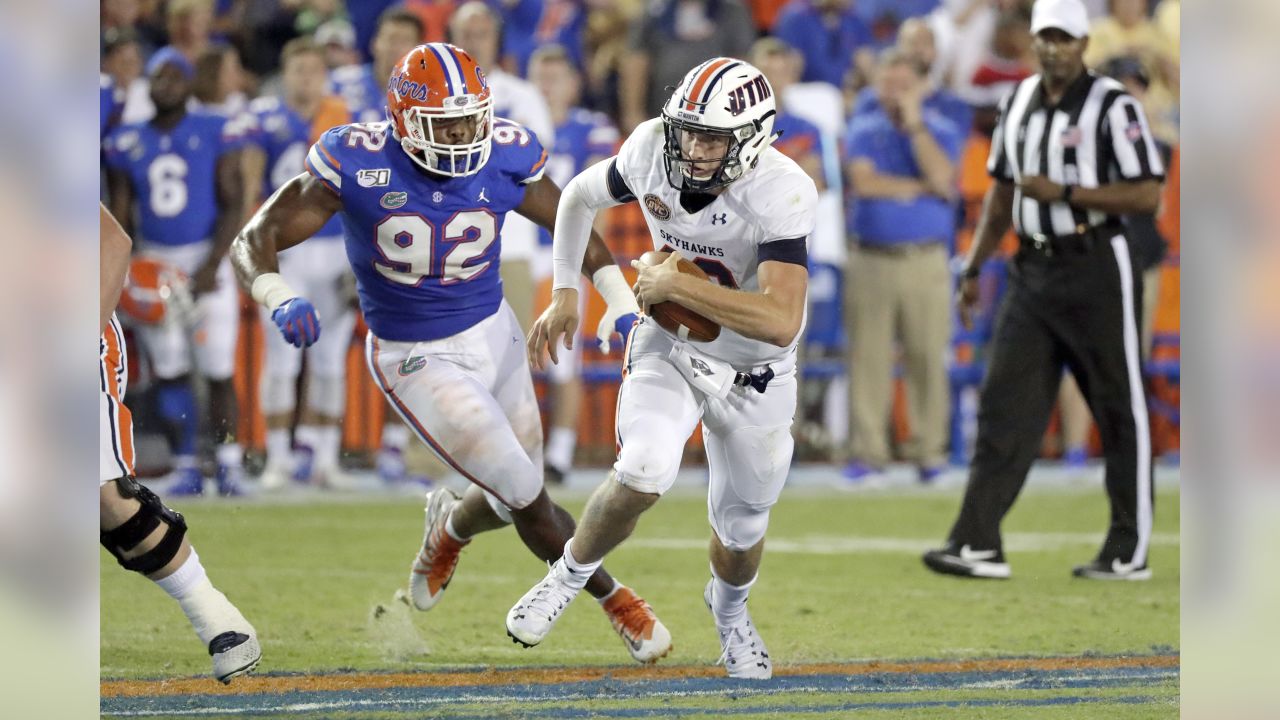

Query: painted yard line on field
[104,689,1171,718]
[628,532,1180,555]
[102,653,1177,696]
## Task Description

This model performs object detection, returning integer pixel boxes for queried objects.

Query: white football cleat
[602,585,673,664]
[506,559,582,648]
[407,488,467,611]
[209,628,261,684]
[704,580,772,679]
[257,461,292,491]
[314,463,362,491]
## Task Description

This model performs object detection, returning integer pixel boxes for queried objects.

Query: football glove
[272,297,320,348]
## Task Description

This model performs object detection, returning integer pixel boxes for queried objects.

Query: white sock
[317,425,342,467]
[295,424,320,451]
[153,549,250,645]
[173,454,198,470]
[597,579,623,605]
[710,567,756,627]
[546,427,576,471]
[560,539,601,591]
[154,548,207,599]
[215,442,242,468]
[265,429,291,467]
[382,423,409,451]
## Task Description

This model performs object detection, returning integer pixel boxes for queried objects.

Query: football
[636,251,722,342]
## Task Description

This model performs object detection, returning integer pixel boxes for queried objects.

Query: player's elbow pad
[551,162,621,290]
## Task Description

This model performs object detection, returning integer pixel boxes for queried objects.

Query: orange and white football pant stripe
[100,314,136,484]
[364,301,544,513]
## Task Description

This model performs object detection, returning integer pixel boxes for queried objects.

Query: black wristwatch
[960,265,981,281]
[1062,184,1075,204]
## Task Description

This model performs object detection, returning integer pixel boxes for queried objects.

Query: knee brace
[710,502,773,552]
[259,374,297,416]
[612,440,681,495]
[100,477,188,575]
[706,424,792,551]
[305,373,346,418]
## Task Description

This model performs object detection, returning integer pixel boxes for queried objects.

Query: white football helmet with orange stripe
[387,43,494,177]
[661,58,778,192]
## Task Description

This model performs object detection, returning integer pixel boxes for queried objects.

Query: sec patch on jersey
[637,251,721,343]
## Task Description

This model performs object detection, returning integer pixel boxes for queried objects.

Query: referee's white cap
[1031,0,1090,39]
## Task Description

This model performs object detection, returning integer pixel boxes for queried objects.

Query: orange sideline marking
[101,654,1179,699]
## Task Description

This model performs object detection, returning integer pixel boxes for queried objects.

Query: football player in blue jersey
[104,47,247,497]
[242,38,357,490]
[230,43,668,663]
[330,6,424,124]
[527,44,621,485]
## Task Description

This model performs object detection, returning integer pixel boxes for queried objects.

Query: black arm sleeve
[757,237,808,267]
[606,158,636,203]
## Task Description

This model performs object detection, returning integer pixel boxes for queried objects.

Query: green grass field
[101,480,1180,718]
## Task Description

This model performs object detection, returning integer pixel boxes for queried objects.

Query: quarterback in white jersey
[507,58,817,679]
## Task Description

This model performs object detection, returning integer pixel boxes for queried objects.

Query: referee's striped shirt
[988,70,1165,239]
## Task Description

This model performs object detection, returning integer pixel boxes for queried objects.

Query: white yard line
[628,532,1181,555]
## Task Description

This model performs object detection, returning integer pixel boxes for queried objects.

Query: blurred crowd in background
[99,0,1181,489]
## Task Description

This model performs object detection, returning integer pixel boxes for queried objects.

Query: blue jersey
[538,108,618,247]
[305,118,549,342]
[244,96,348,238]
[329,64,384,124]
[103,112,244,247]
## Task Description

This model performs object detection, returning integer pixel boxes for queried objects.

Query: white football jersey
[615,118,818,367]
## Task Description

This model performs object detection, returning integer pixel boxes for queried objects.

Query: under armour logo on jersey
[477,188,490,203]
[711,213,727,225]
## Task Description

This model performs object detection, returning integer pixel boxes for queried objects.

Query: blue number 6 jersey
[305,118,548,342]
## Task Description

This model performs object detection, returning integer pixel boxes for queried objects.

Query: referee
[922,0,1165,581]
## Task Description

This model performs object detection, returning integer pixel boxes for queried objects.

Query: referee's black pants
[947,233,1155,567]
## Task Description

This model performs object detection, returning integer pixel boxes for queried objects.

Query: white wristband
[250,272,300,310]
[592,265,640,314]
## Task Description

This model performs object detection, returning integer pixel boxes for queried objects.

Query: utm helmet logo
[726,76,772,117]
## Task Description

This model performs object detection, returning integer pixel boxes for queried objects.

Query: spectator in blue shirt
[773,0,875,89]
[842,48,962,485]
[855,0,940,48]
[851,18,973,136]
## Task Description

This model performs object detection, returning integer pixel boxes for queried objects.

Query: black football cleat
[922,541,1011,579]
[1072,558,1152,581]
